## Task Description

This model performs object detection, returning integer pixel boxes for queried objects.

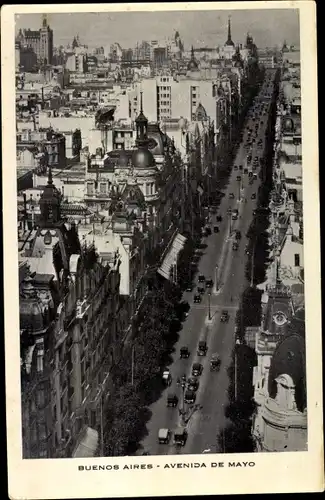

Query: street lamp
[181,374,187,418]
[215,265,219,292]
[234,338,241,401]
[250,239,257,288]
[228,211,233,238]
[208,292,212,320]
[237,178,241,202]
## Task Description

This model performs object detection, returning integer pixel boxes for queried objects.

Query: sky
[15,9,300,51]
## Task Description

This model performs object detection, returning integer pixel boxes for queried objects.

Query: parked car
[216,215,222,222]
[194,294,202,303]
[235,230,241,240]
[220,310,230,322]
[236,175,241,182]
[192,363,203,377]
[186,283,193,292]
[251,193,256,200]
[229,193,235,199]
[232,242,239,251]
[197,286,205,294]
[198,274,206,283]
[213,225,219,233]
[239,165,243,170]
[234,164,238,170]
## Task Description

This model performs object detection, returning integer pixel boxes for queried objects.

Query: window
[87,183,94,195]
[100,183,107,194]
[294,254,300,267]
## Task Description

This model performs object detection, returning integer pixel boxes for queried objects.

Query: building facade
[16,15,53,66]
[20,170,121,458]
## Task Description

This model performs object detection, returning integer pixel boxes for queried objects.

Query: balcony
[76,298,90,320]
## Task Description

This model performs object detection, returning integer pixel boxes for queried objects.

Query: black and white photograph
[2,2,322,498]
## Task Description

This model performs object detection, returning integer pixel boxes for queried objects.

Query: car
[180,346,190,358]
[229,193,235,199]
[234,164,238,170]
[198,274,205,283]
[167,393,179,408]
[249,179,254,185]
[184,390,196,404]
[239,165,243,170]
[158,428,171,444]
[243,168,248,174]
[235,230,241,240]
[206,279,213,288]
[213,225,219,233]
[197,340,208,356]
[252,209,257,216]
[251,193,256,200]
[220,310,230,322]
[194,294,202,303]
[197,286,205,294]
[232,242,239,251]
[174,427,188,446]
[188,377,199,392]
[216,215,222,222]
[186,284,193,292]
[192,363,203,377]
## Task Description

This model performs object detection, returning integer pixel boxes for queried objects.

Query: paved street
[140,74,275,456]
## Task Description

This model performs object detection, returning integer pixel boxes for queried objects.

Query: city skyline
[15,9,300,50]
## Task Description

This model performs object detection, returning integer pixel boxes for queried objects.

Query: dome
[132,148,155,169]
[268,333,306,411]
[117,149,129,168]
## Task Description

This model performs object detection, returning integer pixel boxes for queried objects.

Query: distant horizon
[15,9,300,51]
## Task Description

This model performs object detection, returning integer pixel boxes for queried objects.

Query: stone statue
[275,374,297,411]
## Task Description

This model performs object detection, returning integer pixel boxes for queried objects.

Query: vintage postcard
[2,1,323,498]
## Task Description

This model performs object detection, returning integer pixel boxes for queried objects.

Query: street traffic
[139,70,277,456]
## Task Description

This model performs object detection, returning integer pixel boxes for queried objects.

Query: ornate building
[16,15,53,66]
[20,168,121,458]
[79,93,186,339]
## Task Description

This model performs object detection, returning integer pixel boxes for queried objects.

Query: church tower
[225,16,235,46]
[39,167,62,226]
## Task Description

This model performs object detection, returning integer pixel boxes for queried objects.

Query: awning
[157,232,187,281]
[72,427,99,458]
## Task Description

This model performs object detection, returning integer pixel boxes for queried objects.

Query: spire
[42,14,48,28]
[135,91,149,149]
[227,16,232,43]
[225,16,235,46]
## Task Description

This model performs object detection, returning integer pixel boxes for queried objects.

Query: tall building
[19,168,121,458]
[17,15,53,66]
